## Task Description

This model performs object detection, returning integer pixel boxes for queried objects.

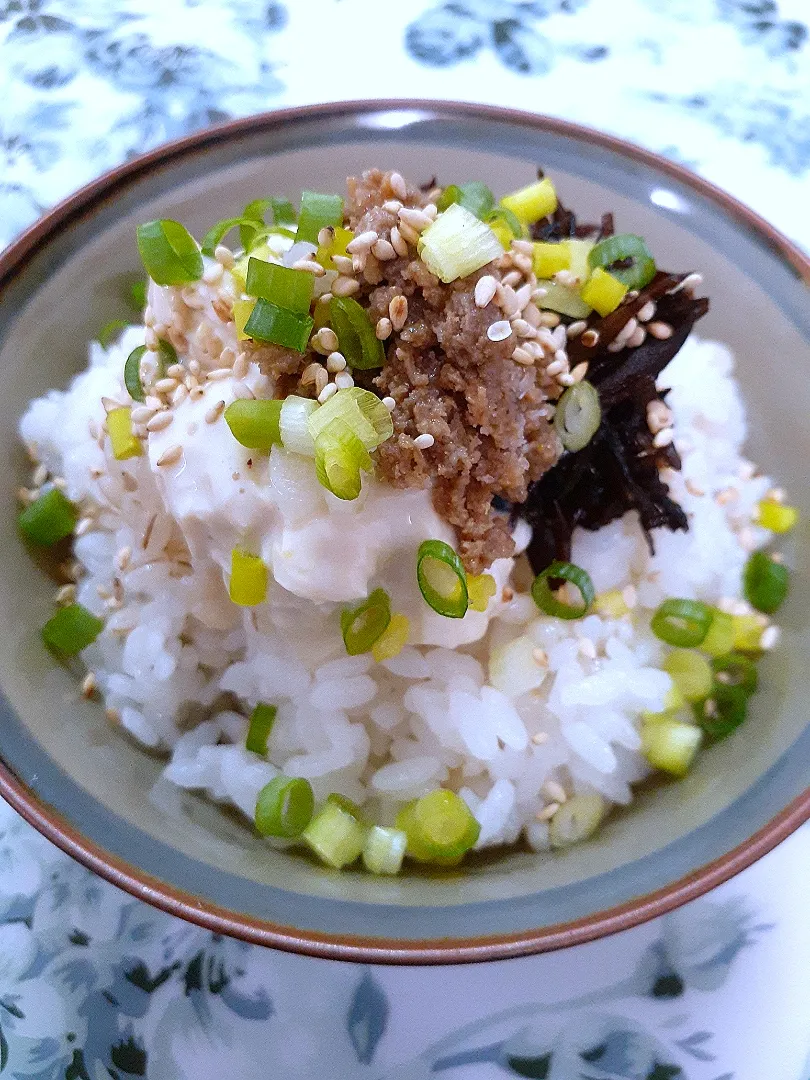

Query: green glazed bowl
[1,101,809,963]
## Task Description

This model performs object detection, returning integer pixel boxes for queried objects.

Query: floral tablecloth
[2,2,810,1077]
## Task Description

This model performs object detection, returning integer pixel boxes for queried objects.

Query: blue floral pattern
[2,0,810,1074]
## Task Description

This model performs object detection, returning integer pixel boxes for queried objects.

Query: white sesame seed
[539,311,560,328]
[413,433,435,450]
[511,318,535,339]
[346,230,378,254]
[570,362,589,383]
[314,367,328,395]
[332,276,360,297]
[203,262,224,285]
[292,258,325,276]
[423,202,438,220]
[543,779,568,805]
[334,372,355,390]
[652,427,674,449]
[376,317,393,340]
[56,583,76,605]
[170,383,188,407]
[115,546,132,572]
[190,386,205,400]
[545,357,568,377]
[205,400,226,424]
[318,383,338,404]
[154,377,178,395]
[398,206,431,232]
[512,238,534,256]
[566,320,588,340]
[372,238,397,261]
[487,320,512,342]
[627,326,647,348]
[581,328,600,348]
[397,221,420,246]
[301,363,322,386]
[512,346,534,366]
[351,254,366,274]
[646,400,672,434]
[382,396,396,412]
[674,272,703,294]
[473,277,498,312]
[648,321,673,340]
[389,226,409,257]
[557,373,575,387]
[146,411,174,432]
[75,517,93,537]
[81,672,98,698]
[231,382,254,400]
[502,269,522,288]
[685,478,705,497]
[531,731,550,745]
[143,305,155,327]
[363,253,383,285]
[389,295,408,331]
[166,363,185,379]
[637,300,656,322]
[331,255,354,275]
[317,226,335,247]
[514,283,534,311]
[206,368,233,381]
[389,172,408,200]
[326,351,347,372]
[531,287,549,303]
[101,396,124,414]
[156,445,183,467]
[554,269,579,288]
[214,245,235,268]
[383,199,403,213]
[188,359,201,376]
[535,802,561,822]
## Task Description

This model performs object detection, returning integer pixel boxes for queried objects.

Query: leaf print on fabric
[404,5,486,67]
[346,968,389,1065]
[491,18,553,74]
[715,0,807,54]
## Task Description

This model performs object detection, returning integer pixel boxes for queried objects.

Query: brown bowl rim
[1,98,809,965]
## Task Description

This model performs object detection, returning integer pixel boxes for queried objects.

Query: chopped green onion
[129,279,147,313]
[554,380,601,452]
[201,215,261,257]
[371,612,410,662]
[467,573,497,613]
[416,539,468,619]
[362,825,407,875]
[42,603,103,656]
[307,387,393,450]
[296,191,344,246]
[711,652,759,696]
[107,407,142,460]
[437,181,495,220]
[743,551,789,615]
[278,395,318,456]
[531,561,594,620]
[651,598,712,647]
[255,775,314,838]
[19,487,77,546]
[244,298,313,353]
[240,198,274,249]
[329,296,385,370]
[157,338,177,371]
[641,718,702,778]
[224,399,283,450]
[246,703,277,756]
[532,241,570,279]
[536,280,592,319]
[500,177,558,224]
[548,793,605,848]
[98,320,129,348]
[579,266,628,316]
[268,196,297,225]
[663,649,713,702]
[486,205,522,240]
[418,203,503,284]
[701,609,734,657]
[694,684,748,741]
[124,345,147,403]
[303,797,367,868]
[233,299,255,341]
[229,549,267,607]
[136,219,203,286]
[587,233,656,291]
[396,789,480,864]
[314,418,372,500]
[341,588,391,655]
[757,498,799,533]
[316,225,354,270]
[732,613,766,653]
[245,259,314,313]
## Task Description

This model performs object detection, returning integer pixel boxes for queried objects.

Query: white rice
[19,328,778,853]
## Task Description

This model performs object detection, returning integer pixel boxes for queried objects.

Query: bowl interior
[1,105,809,957]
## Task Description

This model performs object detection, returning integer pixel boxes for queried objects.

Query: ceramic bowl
[1,101,808,964]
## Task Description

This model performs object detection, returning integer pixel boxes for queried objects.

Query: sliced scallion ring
[224,399,283,450]
[18,487,77,546]
[201,215,263,257]
[554,380,601,452]
[587,233,656,291]
[416,539,468,619]
[296,191,344,246]
[711,652,759,696]
[330,296,385,370]
[651,598,713,647]
[694,683,748,741]
[136,219,203,286]
[245,258,314,312]
[254,775,314,838]
[531,561,594,620]
[246,703,277,756]
[341,588,391,655]
[396,789,480,864]
[314,418,373,500]
[743,550,789,615]
[437,181,495,220]
[42,603,104,656]
[98,320,129,348]
[243,298,314,353]
[124,345,147,403]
